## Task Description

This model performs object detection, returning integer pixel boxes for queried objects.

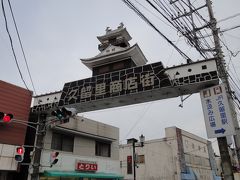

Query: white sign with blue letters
[200,84,235,138]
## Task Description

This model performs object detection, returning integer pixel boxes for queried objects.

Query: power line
[158,0,213,57]
[219,34,240,90]
[224,32,240,40]
[219,35,240,90]
[1,0,30,92]
[219,36,240,58]
[122,0,193,63]
[122,102,153,141]
[123,0,216,60]
[166,36,181,65]
[218,13,240,23]
[7,0,37,95]
[229,69,240,89]
[133,0,176,31]
[199,24,240,39]
[229,75,240,95]
[221,24,240,33]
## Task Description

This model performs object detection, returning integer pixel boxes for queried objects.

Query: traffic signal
[50,151,59,167]
[0,112,13,123]
[51,109,64,120]
[51,107,77,123]
[15,146,25,162]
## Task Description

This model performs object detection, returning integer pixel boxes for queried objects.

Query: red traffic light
[16,147,24,154]
[3,114,13,122]
[15,146,25,162]
[0,112,13,122]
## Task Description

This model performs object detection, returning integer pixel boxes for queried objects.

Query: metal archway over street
[32,58,218,113]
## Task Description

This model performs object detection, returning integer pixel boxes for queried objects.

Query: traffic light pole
[31,113,46,180]
[206,0,236,179]
[28,106,75,179]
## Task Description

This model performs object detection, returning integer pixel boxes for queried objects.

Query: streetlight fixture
[127,134,145,180]
[139,134,145,147]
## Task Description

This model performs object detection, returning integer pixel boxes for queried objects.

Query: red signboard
[76,161,98,171]
[127,155,132,174]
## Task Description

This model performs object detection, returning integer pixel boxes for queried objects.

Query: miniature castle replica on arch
[81,22,148,76]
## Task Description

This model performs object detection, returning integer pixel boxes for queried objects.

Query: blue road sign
[215,128,226,134]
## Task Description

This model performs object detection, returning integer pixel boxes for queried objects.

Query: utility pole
[31,113,46,180]
[206,0,238,179]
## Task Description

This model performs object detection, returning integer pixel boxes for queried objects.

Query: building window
[202,65,207,70]
[95,141,111,157]
[51,132,74,152]
[136,155,145,164]
[192,143,195,149]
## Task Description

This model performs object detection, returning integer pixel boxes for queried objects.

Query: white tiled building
[120,126,220,180]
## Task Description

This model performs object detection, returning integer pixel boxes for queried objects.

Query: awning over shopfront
[44,171,123,179]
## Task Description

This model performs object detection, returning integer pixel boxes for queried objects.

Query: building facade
[29,90,122,180]
[37,115,122,180]
[0,80,32,180]
[120,127,220,180]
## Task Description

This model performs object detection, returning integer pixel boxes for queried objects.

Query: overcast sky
[1,0,240,153]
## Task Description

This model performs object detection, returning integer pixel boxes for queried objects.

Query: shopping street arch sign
[32,58,218,113]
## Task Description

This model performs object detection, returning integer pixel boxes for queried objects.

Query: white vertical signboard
[200,84,235,138]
